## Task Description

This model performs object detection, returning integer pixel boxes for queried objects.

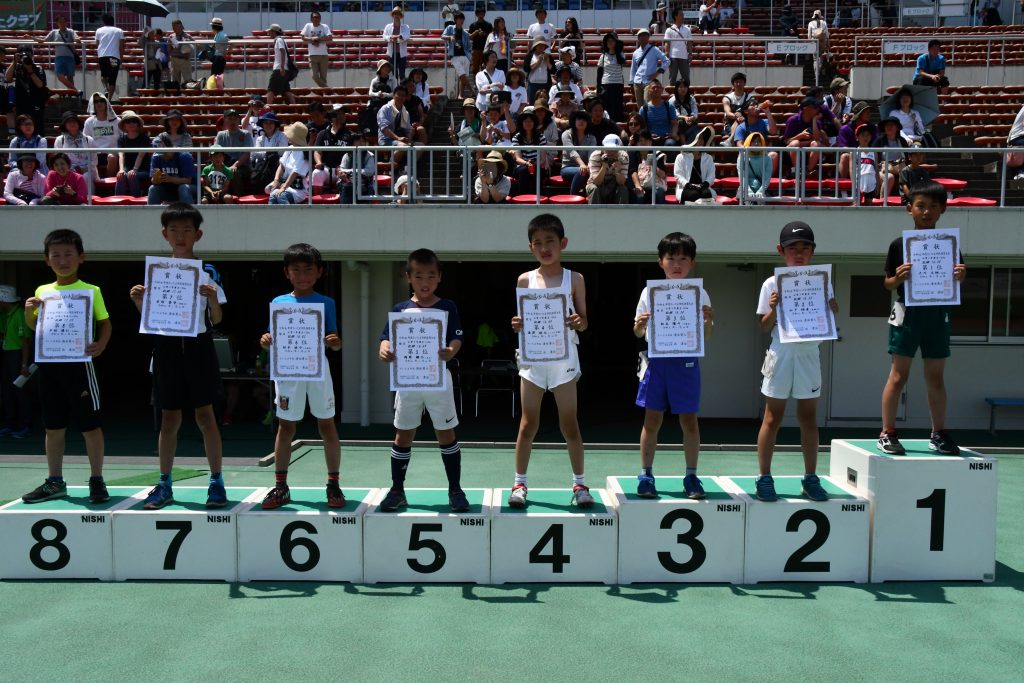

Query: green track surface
[1,445,1022,681]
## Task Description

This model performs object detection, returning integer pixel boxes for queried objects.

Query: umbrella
[126,0,170,17]
[880,84,940,127]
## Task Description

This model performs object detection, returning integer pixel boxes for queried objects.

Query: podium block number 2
[408,523,446,574]
[529,524,570,573]
[30,519,72,571]
[658,509,706,574]
[784,509,830,573]
[916,488,945,552]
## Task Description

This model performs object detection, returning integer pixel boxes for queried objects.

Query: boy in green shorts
[879,181,966,455]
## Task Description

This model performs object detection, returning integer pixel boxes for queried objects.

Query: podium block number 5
[916,488,946,552]
[281,521,320,572]
[408,523,446,573]
[529,524,570,573]
[657,509,707,574]
[784,509,830,573]
[156,521,192,570]
[30,519,71,571]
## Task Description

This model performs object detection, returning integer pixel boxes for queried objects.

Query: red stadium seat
[947,196,996,207]
[665,194,679,204]
[91,195,133,205]
[237,194,270,204]
[312,193,340,204]
[803,196,855,206]
[822,178,854,192]
[93,177,117,197]
[548,195,586,204]
[375,175,393,187]
[870,198,903,206]
[716,177,741,190]
[509,195,550,204]
[933,178,969,192]
[716,196,739,205]
[127,197,149,205]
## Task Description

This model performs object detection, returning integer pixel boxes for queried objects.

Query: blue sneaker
[636,473,657,498]
[801,474,829,502]
[206,481,228,508]
[143,483,174,510]
[683,474,706,500]
[755,475,778,502]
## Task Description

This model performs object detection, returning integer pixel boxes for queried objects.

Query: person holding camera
[41,152,87,205]
[586,134,629,205]
[5,45,47,132]
[475,150,511,204]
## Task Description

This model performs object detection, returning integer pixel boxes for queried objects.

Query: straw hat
[482,150,508,173]
[391,6,404,16]
[284,121,308,146]
[375,59,392,74]
[462,97,477,109]
[506,67,527,83]
[530,40,547,51]
[210,17,223,28]
[686,125,715,147]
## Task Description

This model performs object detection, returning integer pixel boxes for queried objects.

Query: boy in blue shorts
[22,230,111,504]
[632,232,714,499]
[879,181,966,455]
[130,203,228,509]
[260,243,345,509]
[754,221,838,502]
[377,249,468,512]
[509,214,591,508]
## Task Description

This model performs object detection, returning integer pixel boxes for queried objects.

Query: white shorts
[274,365,336,421]
[451,56,470,77]
[760,346,821,400]
[394,370,459,430]
[518,344,581,392]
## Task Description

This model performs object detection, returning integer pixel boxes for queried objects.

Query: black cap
[779,221,816,247]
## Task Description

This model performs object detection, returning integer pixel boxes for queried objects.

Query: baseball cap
[779,221,816,247]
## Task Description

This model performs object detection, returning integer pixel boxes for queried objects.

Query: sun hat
[210,17,223,27]
[284,121,308,146]
[391,6,404,16]
[376,59,392,74]
[118,110,144,130]
[59,110,82,132]
[257,111,281,126]
[830,77,849,91]
[602,133,621,147]
[636,27,650,36]
[482,150,508,173]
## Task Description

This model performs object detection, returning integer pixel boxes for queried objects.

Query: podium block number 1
[916,488,945,552]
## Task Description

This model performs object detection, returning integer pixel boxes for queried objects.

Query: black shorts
[268,70,290,95]
[99,56,121,84]
[152,333,223,410]
[39,362,102,432]
[211,55,226,76]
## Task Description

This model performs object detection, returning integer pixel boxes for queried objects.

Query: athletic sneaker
[449,489,470,513]
[143,483,174,510]
[683,474,706,500]
[929,430,961,456]
[801,474,829,502]
[636,473,657,498]
[754,475,778,502]
[508,483,528,509]
[22,479,67,504]
[326,483,346,509]
[206,481,228,508]
[877,430,906,455]
[378,488,407,512]
[572,484,594,508]
[89,479,110,504]
[261,485,291,510]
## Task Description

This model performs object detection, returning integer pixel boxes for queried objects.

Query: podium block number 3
[916,488,945,552]
[784,509,830,573]
[408,523,446,574]
[529,524,570,573]
[30,519,72,571]
[658,509,706,574]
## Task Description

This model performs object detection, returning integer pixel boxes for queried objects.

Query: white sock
[514,473,527,487]
[573,473,586,487]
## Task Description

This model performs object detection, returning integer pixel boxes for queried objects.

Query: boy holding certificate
[377,249,468,513]
[509,214,591,509]
[130,203,228,510]
[260,243,344,509]
[754,222,838,502]
[879,182,966,456]
[632,233,714,499]
[22,230,112,504]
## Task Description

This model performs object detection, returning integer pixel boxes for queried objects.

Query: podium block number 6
[280,520,320,572]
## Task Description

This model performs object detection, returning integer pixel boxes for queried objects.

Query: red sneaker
[261,485,291,510]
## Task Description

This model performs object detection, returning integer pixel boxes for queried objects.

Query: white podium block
[721,476,870,584]
[829,439,998,582]
[0,487,145,580]
[363,489,492,584]
[606,476,746,584]
[236,488,373,582]
[490,488,618,584]
[112,486,258,582]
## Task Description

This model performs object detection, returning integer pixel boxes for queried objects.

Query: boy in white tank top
[509,214,591,509]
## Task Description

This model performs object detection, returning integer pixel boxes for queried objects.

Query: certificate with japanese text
[35,290,93,363]
[646,279,705,358]
[389,309,448,392]
[775,264,837,343]
[269,302,325,382]
[517,287,570,365]
[903,228,961,307]
[139,256,203,337]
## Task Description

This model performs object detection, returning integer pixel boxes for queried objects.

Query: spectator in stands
[549,66,583,108]
[302,11,333,87]
[852,123,884,200]
[560,17,585,64]
[475,150,511,203]
[597,32,626,123]
[449,98,482,146]
[8,114,47,174]
[899,143,931,203]
[734,98,777,151]
[586,101,619,142]
[824,78,852,124]
[622,111,644,146]
[403,79,428,128]
[252,111,287,190]
[201,146,235,204]
[442,12,473,99]
[115,111,151,197]
[631,132,668,204]
[377,85,420,172]
[95,13,123,101]
[40,15,81,92]
[215,108,253,196]
[670,79,700,144]
[476,50,506,111]
[675,126,718,204]
[719,0,736,27]
[555,47,585,89]
[6,45,47,131]
[306,102,330,144]
[4,154,45,205]
[311,105,350,194]
[838,101,875,178]
[649,3,670,34]
[511,108,549,195]
[158,109,193,148]
[721,72,753,145]
[630,28,667,107]
[639,79,677,145]
[382,7,409,81]
[783,97,829,177]
[1007,103,1024,187]
[874,116,907,189]
[779,4,799,36]
[391,174,420,203]
[913,40,950,93]
[210,18,230,81]
[244,95,270,138]
[265,122,310,205]
[41,152,87,205]
[526,8,557,49]
[533,100,560,146]
[408,67,432,113]
[485,17,512,73]
[505,68,528,116]
[664,8,692,85]
[140,28,168,90]
[891,87,925,144]
[560,111,596,195]
[469,7,492,75]
[740,132,773,201]
[807,10,829,60]
[266,24,296,105]
[148,133,196,205]
[441,1,459,28]
[168,20,194,87]
[699,0,721,35]
[481,97,515,150]
[587,134,630,204]
[369,60,399,108]
[54,111,96,178]
[85,92,119,178]
[526,40,554,104]
[339,128,376,204]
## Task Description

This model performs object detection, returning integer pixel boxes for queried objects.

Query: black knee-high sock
[391,445,411,490]
[440,441,462,492]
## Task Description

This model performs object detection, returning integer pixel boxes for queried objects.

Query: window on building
[951,267,1024,341]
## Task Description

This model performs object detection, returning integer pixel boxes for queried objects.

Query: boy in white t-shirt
[94,13,123,100]
[300,11,332,87]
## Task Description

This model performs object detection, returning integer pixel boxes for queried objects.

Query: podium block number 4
[658,509,706,575]
[30,519,72,571]
[529,524,570,573]
[408,523,446,574]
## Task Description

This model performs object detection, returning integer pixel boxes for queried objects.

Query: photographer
[586,134,629,205]
[41,152,87,205]
[475,150,511,204]
[5,45,48,131]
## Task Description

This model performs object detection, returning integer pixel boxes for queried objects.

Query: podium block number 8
[280,521,320,572]
[657,509,707,574]
[408,523,446,573]
[784,509,830,573]
[30,519,71,571]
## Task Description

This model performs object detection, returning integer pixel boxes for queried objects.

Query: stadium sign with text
[883,40,930,54]
[0,0,44,29]
[768,42,817,54]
